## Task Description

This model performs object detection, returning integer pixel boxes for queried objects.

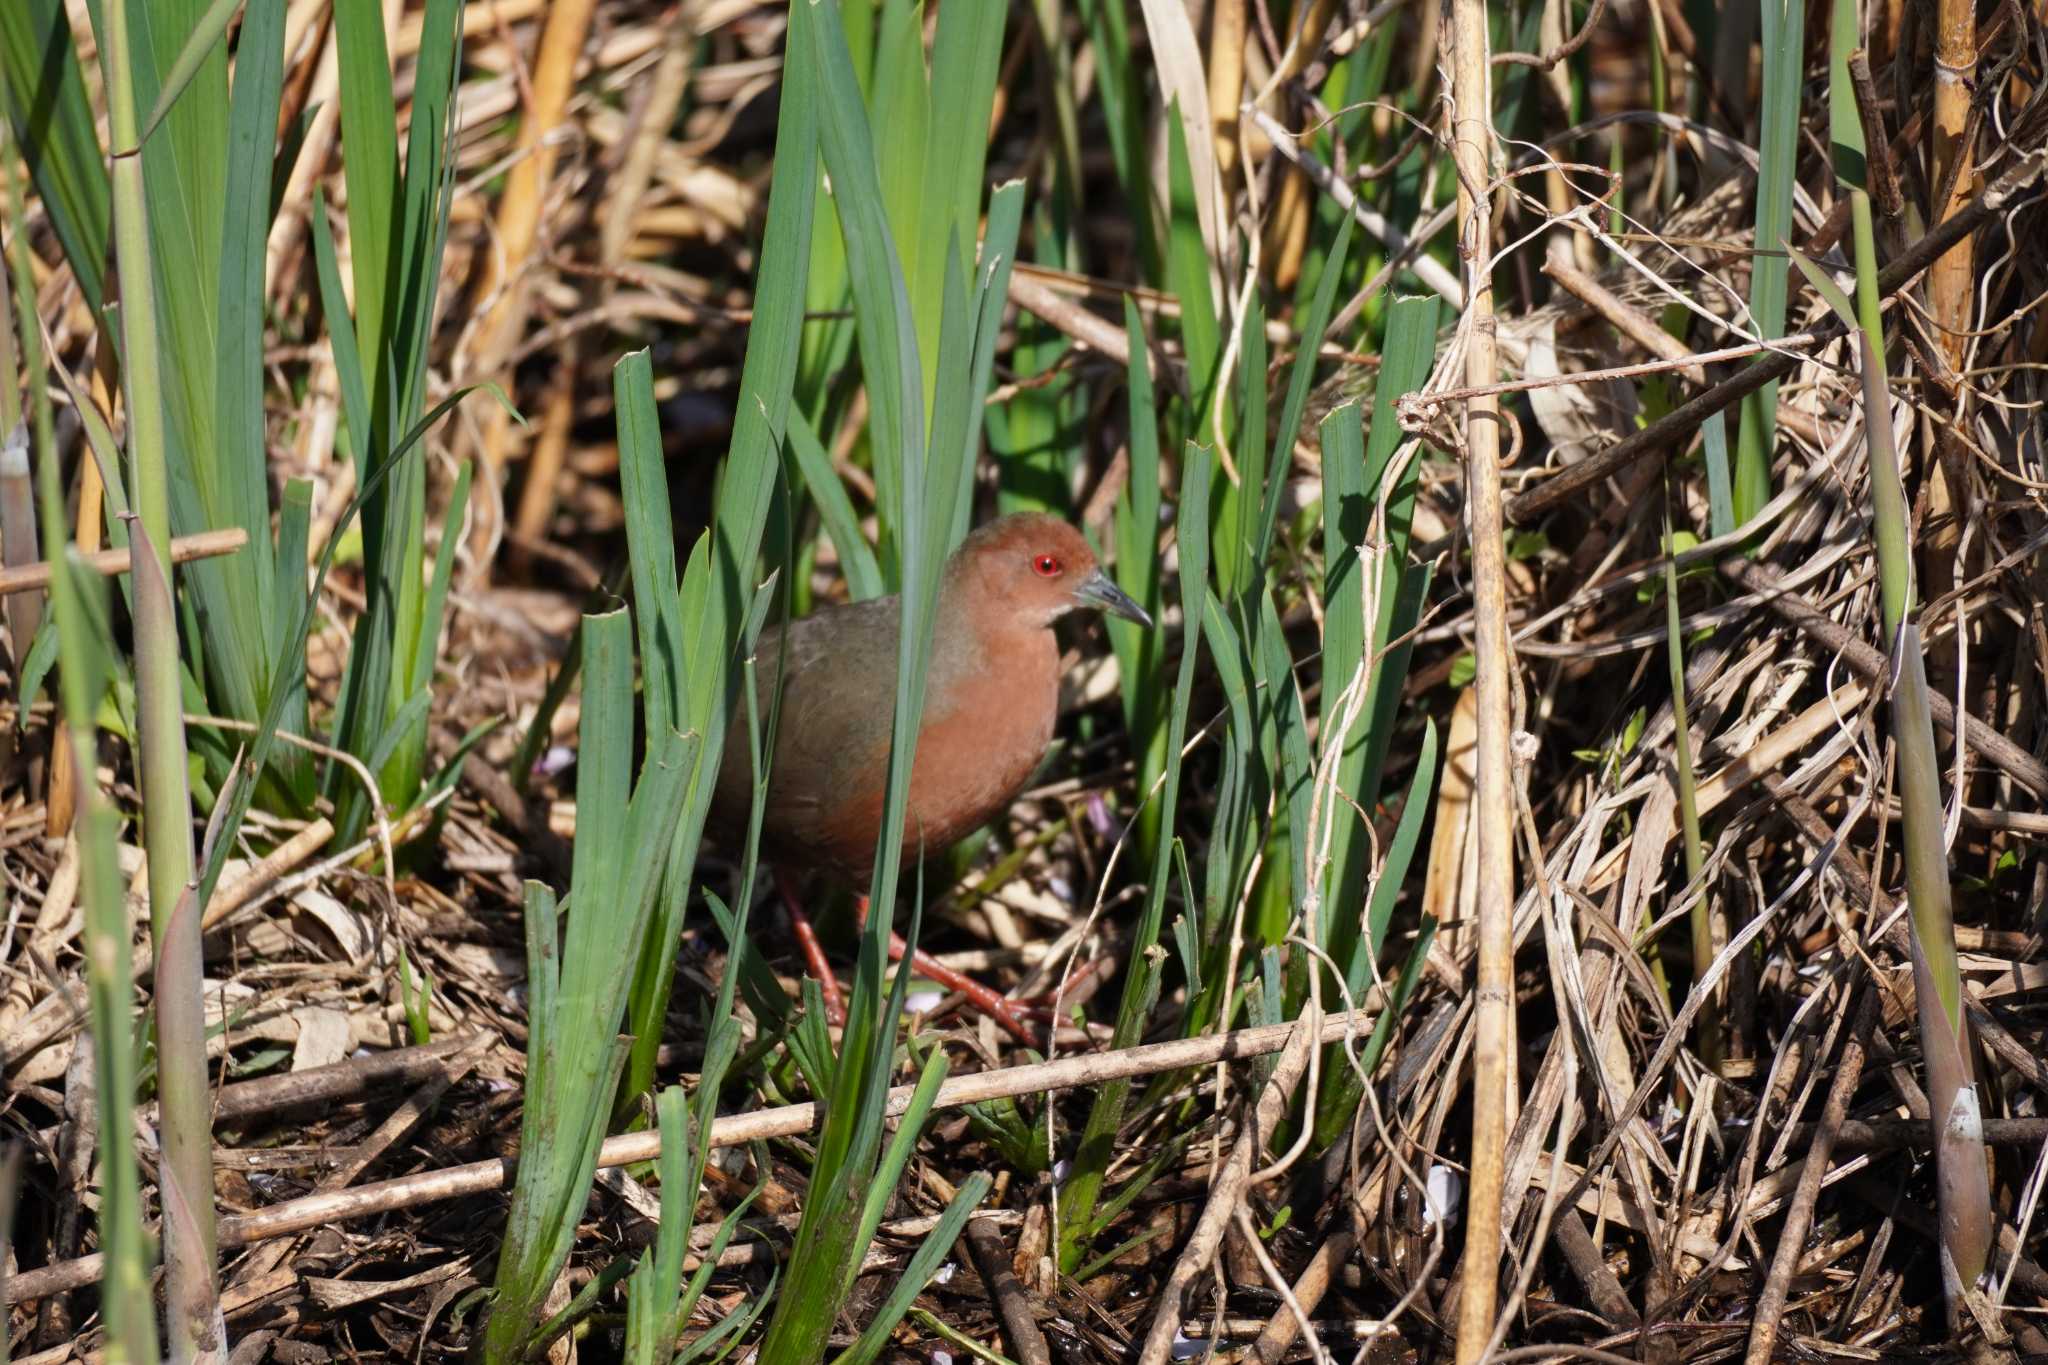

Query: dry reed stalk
[1929,0,1978,375]
[511,8,694,556]
[196,818,336,932]
[1263,162,1313,290]
[466,0,598,399]
[1920,0,1981,732]
[1446,0,1516,1355]
[1267,0,1338,89]
[1135,0,1226,277]
[1207,0,1246,185]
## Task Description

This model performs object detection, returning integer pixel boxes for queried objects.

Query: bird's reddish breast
[900,625,1059,854]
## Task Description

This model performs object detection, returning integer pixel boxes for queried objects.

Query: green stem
[1663,492,1714,1071]
[93,2,219,1357]
[1847,183,1990,1304]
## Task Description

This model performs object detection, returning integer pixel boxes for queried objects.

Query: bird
[709,512,1152,1043]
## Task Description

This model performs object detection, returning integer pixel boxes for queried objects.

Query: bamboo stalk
[1446,0,1516,1356]
[1807,4,1996,1304]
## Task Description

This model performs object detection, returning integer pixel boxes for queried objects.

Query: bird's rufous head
[949,513,1154,630]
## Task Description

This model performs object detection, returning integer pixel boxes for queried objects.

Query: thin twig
[0,528,248,597]
[1743,986,1878,1365]
[1491,155,2042,529]
[1721,557,2048,795]
[1135,1008,1325,1365]
[963,1217,1052,1365]
[1,1009,1386,1303]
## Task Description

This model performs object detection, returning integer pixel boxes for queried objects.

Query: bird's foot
[776,868,848,1025]
[884,933,1042,1047]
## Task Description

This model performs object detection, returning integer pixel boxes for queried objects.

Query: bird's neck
[930,577,1055,698]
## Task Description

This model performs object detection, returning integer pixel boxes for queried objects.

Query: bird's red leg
[852,895,1041,1046]
[774,868,846,1026]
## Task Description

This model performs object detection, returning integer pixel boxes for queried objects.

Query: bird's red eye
[1032,554,1062,578]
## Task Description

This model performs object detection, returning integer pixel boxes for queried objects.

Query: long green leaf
[1263,210,1356,559]
[1732,0,1804,526]
[135,0,244,149]
[788,408,885,601]
[830,1174,993,1365]
[1165,100,1222,418]
[0,0,110,311]
[1110,298,1167,864]
[33,292,157,1363]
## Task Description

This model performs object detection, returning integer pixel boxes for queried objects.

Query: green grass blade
[615,352,687,740]
[1165,101,1222,419]
[851,1046,950,1272]
[870,0,931,419]
[332,0,399,391]
[758,0,969,1349]
[789,408,885,600]
[1313,719,1439,1145]
[1263,214,1355,560]
[1110,299,1167,862]
[136,0,244,149]
[1315,399,1371,945]
[174,0,288,778]
[950,179,1027,541]
[620,0,822,1115]
[908,0,1004,417]
[1732,0,1803,526]
[486,597,698,1358]
[34,333,158,1365]
[410,461,472,696]
[1060,443,1214,1269]
[622,1086,692,1365]
[830,1174,993,1365]
[194,384,490,910]
[1073,0,1156,276]
[1213,289,1267,600]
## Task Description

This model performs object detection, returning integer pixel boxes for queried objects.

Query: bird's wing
[755,597,901,837]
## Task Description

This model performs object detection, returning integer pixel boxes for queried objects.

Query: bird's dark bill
[1073,569,1153,627]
